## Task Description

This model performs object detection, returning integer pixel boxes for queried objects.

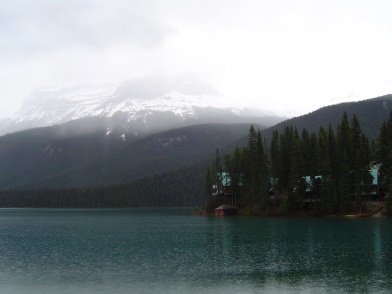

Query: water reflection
[374,219,382,270]
[0,209,391,293]
[203,216,392,293]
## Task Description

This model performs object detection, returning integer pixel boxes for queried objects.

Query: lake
[0,208,391,294]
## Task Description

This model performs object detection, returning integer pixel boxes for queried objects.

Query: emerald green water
[0,208,391,293]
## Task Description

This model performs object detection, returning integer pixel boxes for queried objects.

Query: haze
[1,0,392,119]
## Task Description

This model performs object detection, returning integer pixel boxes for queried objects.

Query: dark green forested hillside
[264,94,392,141]
[0,122,257,190]
[224,95,392,153]
[0,161,209,207]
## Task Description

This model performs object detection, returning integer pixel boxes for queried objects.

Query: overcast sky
[1,0,392,118]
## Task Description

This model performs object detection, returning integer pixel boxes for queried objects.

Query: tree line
[0,164,207,208]
[206,111,392,215]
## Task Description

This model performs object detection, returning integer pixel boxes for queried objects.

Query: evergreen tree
[376,112,392,214]
[205,166,214,196]
[214,148,223,176]
[247,125,257,155]
[318,126,329,175]
[269,130,282,195]
[350,114,368,211]
[316,126,334,214]
[228,147,244,206]
[280,126,295,192]
[243,126,269,209]
[212,148,223,204]
[327,123,339,210]
[309,132,319,176]
[241,126,258,207]
[256,130,269,209]
[285,138,304,212]
[337,112,353,212]
[377,113,392,190]
[301,128,311,174]
[338,151,352,212]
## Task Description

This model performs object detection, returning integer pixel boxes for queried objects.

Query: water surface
[0,208,391,293]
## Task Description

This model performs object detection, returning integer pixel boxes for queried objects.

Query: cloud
[0,0,178,117]
[0,0,175,61]
[0,0,392,119]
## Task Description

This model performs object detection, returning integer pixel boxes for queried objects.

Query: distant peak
[115,72,218,100]
[0,72,285,136]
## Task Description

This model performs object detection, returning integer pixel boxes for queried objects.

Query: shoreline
[193,206,388,218]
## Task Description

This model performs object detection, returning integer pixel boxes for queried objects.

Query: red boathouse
[214,204,237,216]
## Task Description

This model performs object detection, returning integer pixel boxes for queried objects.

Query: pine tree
[301,128,311,175]
[377,113,392,190]
[309,132,319,176]
[213,148,223,205]
[376,111,392,214]
[269,130,282,195]
[228,147,244,207]
[327,123,339,211]
[280,126,295,192]
[350,114,367,211]
[241,126,258,207]
[256,130,269,209]
[205,166,214,196]
[318,126,329,176]
[285,138,304,212]
[214,148,223,175]
[337,112,353,212]
[309,127,329,214]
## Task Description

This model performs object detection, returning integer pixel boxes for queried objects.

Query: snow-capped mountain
[0,73,283,136]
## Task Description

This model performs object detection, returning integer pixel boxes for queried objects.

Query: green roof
[369,163,381,186]
[217,172,243,187]
[302,176,323,192]
[220,172,231,187]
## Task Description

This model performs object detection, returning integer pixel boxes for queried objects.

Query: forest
[2,106,392,211]
[205,111,392,216]
[0,163,207,208]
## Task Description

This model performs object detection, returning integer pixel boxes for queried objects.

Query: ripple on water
[0,209,391,293]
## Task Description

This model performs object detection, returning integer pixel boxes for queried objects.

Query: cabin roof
[369,163,381,185]
[302,175,323,192]
[216,172,243,187]
[214,204,236,211]
[220,172,231,187]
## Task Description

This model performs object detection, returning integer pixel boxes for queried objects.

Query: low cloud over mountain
[0,73,284,136]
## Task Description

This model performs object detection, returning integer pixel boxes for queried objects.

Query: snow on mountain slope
[0,73,282,136]
[13,85,117,125]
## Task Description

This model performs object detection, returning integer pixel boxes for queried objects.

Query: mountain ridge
[0,73,285,136]
[268,94,392,140]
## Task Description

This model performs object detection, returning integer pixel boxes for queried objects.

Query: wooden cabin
[212,172,232,196]
[212,172,241,206]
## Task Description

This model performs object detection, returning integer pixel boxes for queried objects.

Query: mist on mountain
[0,73,285,137]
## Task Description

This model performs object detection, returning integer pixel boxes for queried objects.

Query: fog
[1,0,392,119]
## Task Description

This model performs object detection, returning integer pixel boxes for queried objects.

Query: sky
[1,0,392,119]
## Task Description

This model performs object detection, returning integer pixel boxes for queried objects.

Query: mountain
[259,94,392,142]
[0,122,257,190]
[222,95,392,158]
[2,88,391,208]
[0,73,284,136]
